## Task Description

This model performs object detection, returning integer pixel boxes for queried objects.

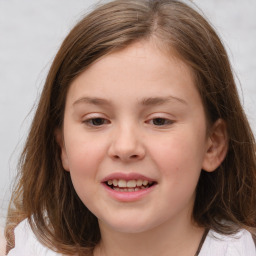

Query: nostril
[112,154,139,160]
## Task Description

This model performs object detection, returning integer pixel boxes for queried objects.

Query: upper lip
[102,172,156,183]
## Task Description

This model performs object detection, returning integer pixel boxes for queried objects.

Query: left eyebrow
[140,96,188,106]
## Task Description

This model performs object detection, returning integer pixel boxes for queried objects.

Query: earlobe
[55,129,70,172]
[202,119,228,172]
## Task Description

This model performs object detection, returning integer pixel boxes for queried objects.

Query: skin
[58,40,228,256]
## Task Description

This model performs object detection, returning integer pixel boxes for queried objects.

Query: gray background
[0,0,256,233]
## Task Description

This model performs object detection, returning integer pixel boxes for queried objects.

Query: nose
[108,124,146,162]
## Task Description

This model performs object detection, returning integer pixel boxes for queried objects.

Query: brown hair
[5,0,256,254]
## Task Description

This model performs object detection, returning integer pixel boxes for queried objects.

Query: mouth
[104,179,157,192]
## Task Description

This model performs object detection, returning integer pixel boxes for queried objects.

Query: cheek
[149,129,206,178]
[65,135,107,177]
[65,139,107,205]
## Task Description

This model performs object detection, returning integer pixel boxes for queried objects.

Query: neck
[94,218,205,256]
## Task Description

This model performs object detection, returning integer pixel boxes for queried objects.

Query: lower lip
[102,183,156,202]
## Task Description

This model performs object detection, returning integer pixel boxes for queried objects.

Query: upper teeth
[107,179,152,188]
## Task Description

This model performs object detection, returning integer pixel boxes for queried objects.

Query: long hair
[5,0,256,254]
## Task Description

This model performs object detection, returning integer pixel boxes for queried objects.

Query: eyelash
[147,118,173,126]
[83,118,110,127]
[82,117,173,127]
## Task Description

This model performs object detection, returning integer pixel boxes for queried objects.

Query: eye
[83,118,110,127]
[149,118,173,126]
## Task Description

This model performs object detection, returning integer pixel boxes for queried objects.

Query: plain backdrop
[0,0,256,233]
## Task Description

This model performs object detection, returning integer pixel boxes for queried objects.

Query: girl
[5,0,256,255]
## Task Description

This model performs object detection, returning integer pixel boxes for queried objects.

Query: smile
[105,179,156,192]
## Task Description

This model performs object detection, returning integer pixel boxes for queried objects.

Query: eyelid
[145,113,175,126]
[82,112,108,119]
[82,113,111,127]
[146,112,175,120]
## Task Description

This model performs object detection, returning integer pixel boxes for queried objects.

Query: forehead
[66,40,202,111]
[95,40,188,75]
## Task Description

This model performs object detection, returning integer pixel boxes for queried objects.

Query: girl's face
[59,41,213,234]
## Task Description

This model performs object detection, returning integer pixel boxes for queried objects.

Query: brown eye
[84,118,109,126]
[152,118,172,126]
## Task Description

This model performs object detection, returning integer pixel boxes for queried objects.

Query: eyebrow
[73,96,188,107]
[73,97,110,106]
[141,96,187,106]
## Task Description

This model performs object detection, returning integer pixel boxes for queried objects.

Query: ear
[55,129,70,172]
[202,119,228,172]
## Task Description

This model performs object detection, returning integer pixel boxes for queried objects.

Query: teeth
[112,186,151,192]
[127,180,136,188]
[118,179,127,188]
[106,179,154,190]
[142,180,148,186]
[136,179,143,186]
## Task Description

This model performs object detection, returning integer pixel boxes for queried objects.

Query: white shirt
[8,219,256,256]
[7,219,59,256]
[199,229,255,256]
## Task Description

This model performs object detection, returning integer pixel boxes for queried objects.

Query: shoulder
[0,230,6,256]
[7,218,61,256]
[199,228,256,256]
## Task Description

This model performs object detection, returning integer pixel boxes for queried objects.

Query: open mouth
[105,179,157,192]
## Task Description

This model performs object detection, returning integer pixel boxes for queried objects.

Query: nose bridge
[108,120,145,161]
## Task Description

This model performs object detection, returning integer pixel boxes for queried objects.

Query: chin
[99,215,159,234]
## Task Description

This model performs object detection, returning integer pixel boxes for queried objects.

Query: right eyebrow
[73,97,111,106]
